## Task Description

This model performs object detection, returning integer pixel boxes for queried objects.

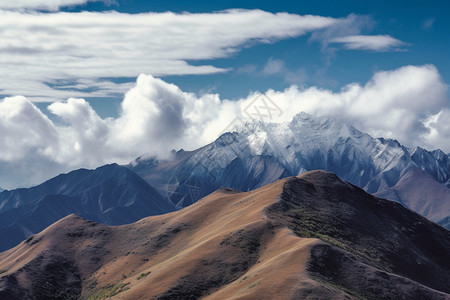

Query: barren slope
[375,167,450,225]
[0,171,449,299]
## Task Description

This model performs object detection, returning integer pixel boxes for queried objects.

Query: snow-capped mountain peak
[129,112,450,228]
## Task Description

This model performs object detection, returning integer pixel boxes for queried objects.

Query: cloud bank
[0,64,448,189]
[0,9,339,101]
[0,9,405,101]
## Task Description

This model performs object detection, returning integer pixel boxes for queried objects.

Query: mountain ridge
[129,112,450,228]
[0,163,174,252]
[0,170,449,299]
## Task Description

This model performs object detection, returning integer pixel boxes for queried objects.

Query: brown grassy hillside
[0,171,449,299]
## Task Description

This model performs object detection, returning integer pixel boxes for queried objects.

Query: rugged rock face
[0,164,174,251]
[1,171,449,299]
[129,112,450,228]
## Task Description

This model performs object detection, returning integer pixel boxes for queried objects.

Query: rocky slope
[0,171,448,299]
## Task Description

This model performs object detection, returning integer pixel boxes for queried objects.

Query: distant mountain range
[1,171,448,299]
[0,164,174,251]
[0,112,448,253]
[129,112,450,228]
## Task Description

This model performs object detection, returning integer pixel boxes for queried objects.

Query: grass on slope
[87,282,130,300]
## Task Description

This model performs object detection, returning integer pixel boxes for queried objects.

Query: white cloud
[261,58,307,85]
[0,9,338,101]
[0,9,406,101]
[308,14,408,61]
[309,14,374,57]
[0,0,104,11]
[0,64,448,189]
[0,96,61,188]
[259,65,447,151]
[0,96,58,161]
[422,18,435,30]
[310,14,375,44]
[236,64,258,75]
[108,75,189,159]
[424,109,450,150]
[263,58,285,75]
[48,98,110,165]
[329,35,408,51]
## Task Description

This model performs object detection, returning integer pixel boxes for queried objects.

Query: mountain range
[129,112,450,228]
[0,171,448,299]
[0,112,448,254]
[0,164,174,252]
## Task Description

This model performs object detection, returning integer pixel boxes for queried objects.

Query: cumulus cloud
[48,98,110,165]
[0,64,448,189]
[0,9,338,101]
[0,96,58,161]
[0,96,60,188]
[424,109,450,150]
[259,65,447,150]
[108,75,189,158]
[329,35,408,51]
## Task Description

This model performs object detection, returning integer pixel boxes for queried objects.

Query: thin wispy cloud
[0,0,108,11]
[0,9,339,101]
[422,17,436,30]
[262,58,307,85]
[0,9,407,102]
[329,35,408,51]
[308,14,383,63]
[235,64,258,75]
[263,58,285,75]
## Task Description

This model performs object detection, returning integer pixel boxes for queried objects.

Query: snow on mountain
[129,112,450,228]
[0,163,175,251]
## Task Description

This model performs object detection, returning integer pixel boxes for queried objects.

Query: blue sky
[1,1,449,104]
[0,0,449,188]
[58,0,450,118]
